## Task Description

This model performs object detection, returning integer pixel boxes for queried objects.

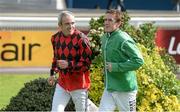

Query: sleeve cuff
[50,69,55,76]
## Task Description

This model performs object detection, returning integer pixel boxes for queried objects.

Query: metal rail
[0,12,180,31]
[0,17,180,31]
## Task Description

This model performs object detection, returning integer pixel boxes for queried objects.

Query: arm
[48,35,58,86]
[110,40,144,72]
[50,35,59,76]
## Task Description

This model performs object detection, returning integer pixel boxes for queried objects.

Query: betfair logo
[0,36,41,61]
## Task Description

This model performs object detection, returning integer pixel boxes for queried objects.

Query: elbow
[135,58,144,70]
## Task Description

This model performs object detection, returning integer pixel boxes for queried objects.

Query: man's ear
[116,23,121,28]
[117,21,122,28]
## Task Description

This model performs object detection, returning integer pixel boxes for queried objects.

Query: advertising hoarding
[0,31,54,67]
[156,28,180,64]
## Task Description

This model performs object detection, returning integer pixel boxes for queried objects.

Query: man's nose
[70,23,75,27]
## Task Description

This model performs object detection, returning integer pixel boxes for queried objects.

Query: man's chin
[70,31,74,35]
[105,30,111,33]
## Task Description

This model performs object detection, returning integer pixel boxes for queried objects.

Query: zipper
[104,33,110,89]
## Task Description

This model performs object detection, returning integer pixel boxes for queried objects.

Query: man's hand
[57,60,68,69]
[106,62,112,72]
[48,76,56,86]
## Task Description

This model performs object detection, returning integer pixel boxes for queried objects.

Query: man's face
[60,15,75,36]
[104,13,120,33]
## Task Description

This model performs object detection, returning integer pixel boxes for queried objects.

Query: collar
[107,29,120,38]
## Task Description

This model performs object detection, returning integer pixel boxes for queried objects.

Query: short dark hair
[105,9,124,25]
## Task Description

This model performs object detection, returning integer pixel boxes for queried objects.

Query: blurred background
[0,0,180,109]
[0,0,180,74]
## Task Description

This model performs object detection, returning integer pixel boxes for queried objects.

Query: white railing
[0,15,180,30]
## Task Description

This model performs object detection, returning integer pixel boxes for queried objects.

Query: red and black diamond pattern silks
[50,29,92,91]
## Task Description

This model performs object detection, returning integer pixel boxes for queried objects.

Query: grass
[0,74,179,110]
[0,74,49,109]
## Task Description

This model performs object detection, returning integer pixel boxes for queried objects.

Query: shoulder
[75,31,90,46]
[118,30,135,43]
[75,29,87,38]
[79,32,87,39]
[79,33,89,44]
[51,32,60,40]
[75,30,88,42]
[51,32,62,45]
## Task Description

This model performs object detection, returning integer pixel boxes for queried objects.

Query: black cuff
[50,69,55,76]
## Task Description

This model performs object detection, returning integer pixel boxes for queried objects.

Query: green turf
[0,74,48,109]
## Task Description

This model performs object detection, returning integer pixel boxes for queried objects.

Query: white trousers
[99,89,137,112]
[51,84,88,112]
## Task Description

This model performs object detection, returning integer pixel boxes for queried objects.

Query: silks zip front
[104,33,110,89]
